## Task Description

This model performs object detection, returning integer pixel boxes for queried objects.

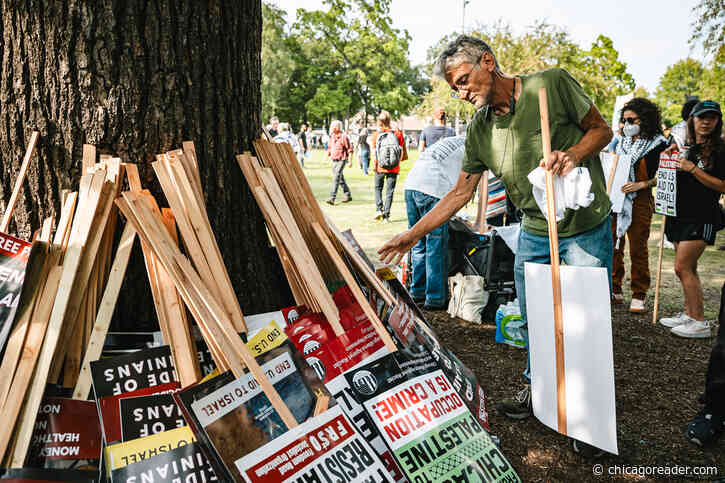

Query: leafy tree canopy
[263,0,427,129]
[655,58,705,125]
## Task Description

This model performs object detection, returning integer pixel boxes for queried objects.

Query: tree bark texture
[0,0,293,330]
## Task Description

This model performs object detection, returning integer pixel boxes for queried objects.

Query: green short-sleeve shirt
[462,68,611,237]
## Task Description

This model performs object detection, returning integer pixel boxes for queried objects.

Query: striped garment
[486,173,507,219]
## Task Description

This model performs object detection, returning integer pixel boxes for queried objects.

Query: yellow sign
[105,425,196,472]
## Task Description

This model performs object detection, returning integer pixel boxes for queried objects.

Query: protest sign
[525,263,618,454]
[109,441,216,483]
[176,322,327,481]
[174,372,236,478]
[655,153,678,216]
[91,345,177,398]
[287,320,406,482]
[104,426,196,473]
[28,398,102,464]
[346,351,520,483]
[0,468,98,482]
[98,383,180,444]
[91,346,179,443]
[0,232,32,355]
[236,404,393,483]
[385,295,490,431]
[119,393,186,441]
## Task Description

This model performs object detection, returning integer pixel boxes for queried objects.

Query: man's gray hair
[329,119,343,134]
[432,35,499,80]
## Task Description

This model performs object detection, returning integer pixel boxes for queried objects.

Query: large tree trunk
[0,0,292,330]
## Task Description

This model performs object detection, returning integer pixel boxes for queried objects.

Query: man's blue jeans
[405,190,448,307]
[515,216,613,381]
[360,150,370,175]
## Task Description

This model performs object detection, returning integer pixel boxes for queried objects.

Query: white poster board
[655,153,677,216]
[599,152,629,213]
[524,263,618,455]
[611,93,633,132]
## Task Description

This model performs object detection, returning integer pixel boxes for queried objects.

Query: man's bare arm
[544,104,613,175]
[378,171,482,264]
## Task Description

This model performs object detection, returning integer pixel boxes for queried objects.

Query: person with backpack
[372,111,408,222]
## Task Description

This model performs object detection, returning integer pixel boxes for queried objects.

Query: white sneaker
[374,211,383,221]
[671,320,712,338]
[660,312,689,328]
[629,298,645,313]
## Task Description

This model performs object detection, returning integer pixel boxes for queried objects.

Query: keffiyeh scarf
[614,134,667,239]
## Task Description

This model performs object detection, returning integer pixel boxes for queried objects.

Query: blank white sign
[525,262,618,455]
[600,152,630,213]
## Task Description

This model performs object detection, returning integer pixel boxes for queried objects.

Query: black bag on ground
[446,218,516,321]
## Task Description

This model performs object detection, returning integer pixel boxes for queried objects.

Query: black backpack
[376,131,403,170]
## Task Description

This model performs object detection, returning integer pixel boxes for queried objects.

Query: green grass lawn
[304,147,725,320]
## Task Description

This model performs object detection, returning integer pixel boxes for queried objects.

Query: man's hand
[540,150,579,176]
[621,181,647,193]
[378,230,418,265]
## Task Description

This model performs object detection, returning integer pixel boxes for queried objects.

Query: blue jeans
[405,190,448,307]
[360,150,370,175]
[515,216,613,381]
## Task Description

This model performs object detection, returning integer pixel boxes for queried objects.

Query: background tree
[0,0,291,330]
[690,0,725,56]
[655,58,705,125]
[262,2,296,124]
[279,0,427,127]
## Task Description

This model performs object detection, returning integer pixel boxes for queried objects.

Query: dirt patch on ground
[424,302,724,482]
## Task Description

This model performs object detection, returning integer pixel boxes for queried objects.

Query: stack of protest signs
[0,137,522,482]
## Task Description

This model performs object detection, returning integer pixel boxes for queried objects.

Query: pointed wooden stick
[652,217,667,324]
[311,222,397,352]
[605,154,619,196]
[118,193,297,428]
[72,223,137,400]
[539,87,567,435]
[1,131,39,232]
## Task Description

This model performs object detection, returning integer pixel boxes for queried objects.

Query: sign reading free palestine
[346,352,520,483]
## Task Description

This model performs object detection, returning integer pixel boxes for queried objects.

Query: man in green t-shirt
[379,35,614,436]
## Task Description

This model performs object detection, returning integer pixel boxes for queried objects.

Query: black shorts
[665,217,717,245]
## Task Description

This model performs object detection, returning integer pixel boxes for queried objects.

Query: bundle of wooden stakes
[0,145,204,467]
[237,140,397,351]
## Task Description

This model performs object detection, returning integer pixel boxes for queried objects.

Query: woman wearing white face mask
[612,98,668,313]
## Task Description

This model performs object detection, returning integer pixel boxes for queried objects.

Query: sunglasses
[622,117,639,124]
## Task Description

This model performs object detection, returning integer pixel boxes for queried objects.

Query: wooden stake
[0,131,39,232]
[311,222,397,352]
[157,206,202,386]
[7,173,105,464]
[72,223,137,400]
[118,193,297,428]
[606,154,619,196]
[539,87,567,435]
[49,179,117,384]
[652,217,667,324]
[82,144,96,174]
[325,216,396,306]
